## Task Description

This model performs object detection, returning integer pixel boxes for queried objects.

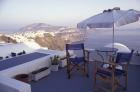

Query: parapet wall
[0,75,31,92]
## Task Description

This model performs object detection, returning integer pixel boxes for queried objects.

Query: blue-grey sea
[84,28,140,51]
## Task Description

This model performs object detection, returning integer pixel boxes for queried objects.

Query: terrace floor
[31,62,140,92]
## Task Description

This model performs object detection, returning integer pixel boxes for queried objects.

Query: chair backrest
[115,49,134,64]
[66,43,85,58]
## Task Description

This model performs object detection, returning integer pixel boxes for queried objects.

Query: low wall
[0,75,31,92]
[0,54,51,78]
[0,49,66,92]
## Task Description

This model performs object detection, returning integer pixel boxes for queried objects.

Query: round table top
[95,47,118,52]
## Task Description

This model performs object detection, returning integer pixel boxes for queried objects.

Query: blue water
[84,28,140,50]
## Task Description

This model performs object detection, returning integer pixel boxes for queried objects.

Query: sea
[83,28,140,51]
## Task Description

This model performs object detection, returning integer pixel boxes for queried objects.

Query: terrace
[30,62,140,92]
[0,43,140,92]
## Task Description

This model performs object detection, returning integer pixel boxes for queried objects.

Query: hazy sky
[0,0,140,32]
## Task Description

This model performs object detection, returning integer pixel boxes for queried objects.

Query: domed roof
[105,43,131,53]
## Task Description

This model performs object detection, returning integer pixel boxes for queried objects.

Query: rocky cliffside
[0,23,84,50]
[0,35,17,43]
[35,33,68,50]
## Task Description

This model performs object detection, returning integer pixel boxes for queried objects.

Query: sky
[0,0,140,32]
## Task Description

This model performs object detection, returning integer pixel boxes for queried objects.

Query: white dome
[105,43,131,53]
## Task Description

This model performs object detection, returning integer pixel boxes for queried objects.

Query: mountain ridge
[19,23,68,32]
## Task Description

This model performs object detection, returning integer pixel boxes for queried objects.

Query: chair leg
[67,69,70,79]
[67,64,71,79]
[93,68,97,92]
[87,63,89,77]
[68,73,71,79]
[67,63,69,73]
[111,77,115,92]
[124,74,128,90]
[94,75,97,90]
[84,63,89,77]
[93,62,97,92]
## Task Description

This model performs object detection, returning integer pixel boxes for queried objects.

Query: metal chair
[66,43,89,79]
[94,49,134,92]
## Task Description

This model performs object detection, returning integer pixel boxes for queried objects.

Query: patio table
[85,47,118,62]
[95,47,118,62]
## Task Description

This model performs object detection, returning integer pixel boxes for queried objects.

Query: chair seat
[97,68,126,77]
[69,57,84,64]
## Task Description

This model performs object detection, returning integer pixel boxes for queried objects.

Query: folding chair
[66,43,89,79]
[94,49,134,92]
